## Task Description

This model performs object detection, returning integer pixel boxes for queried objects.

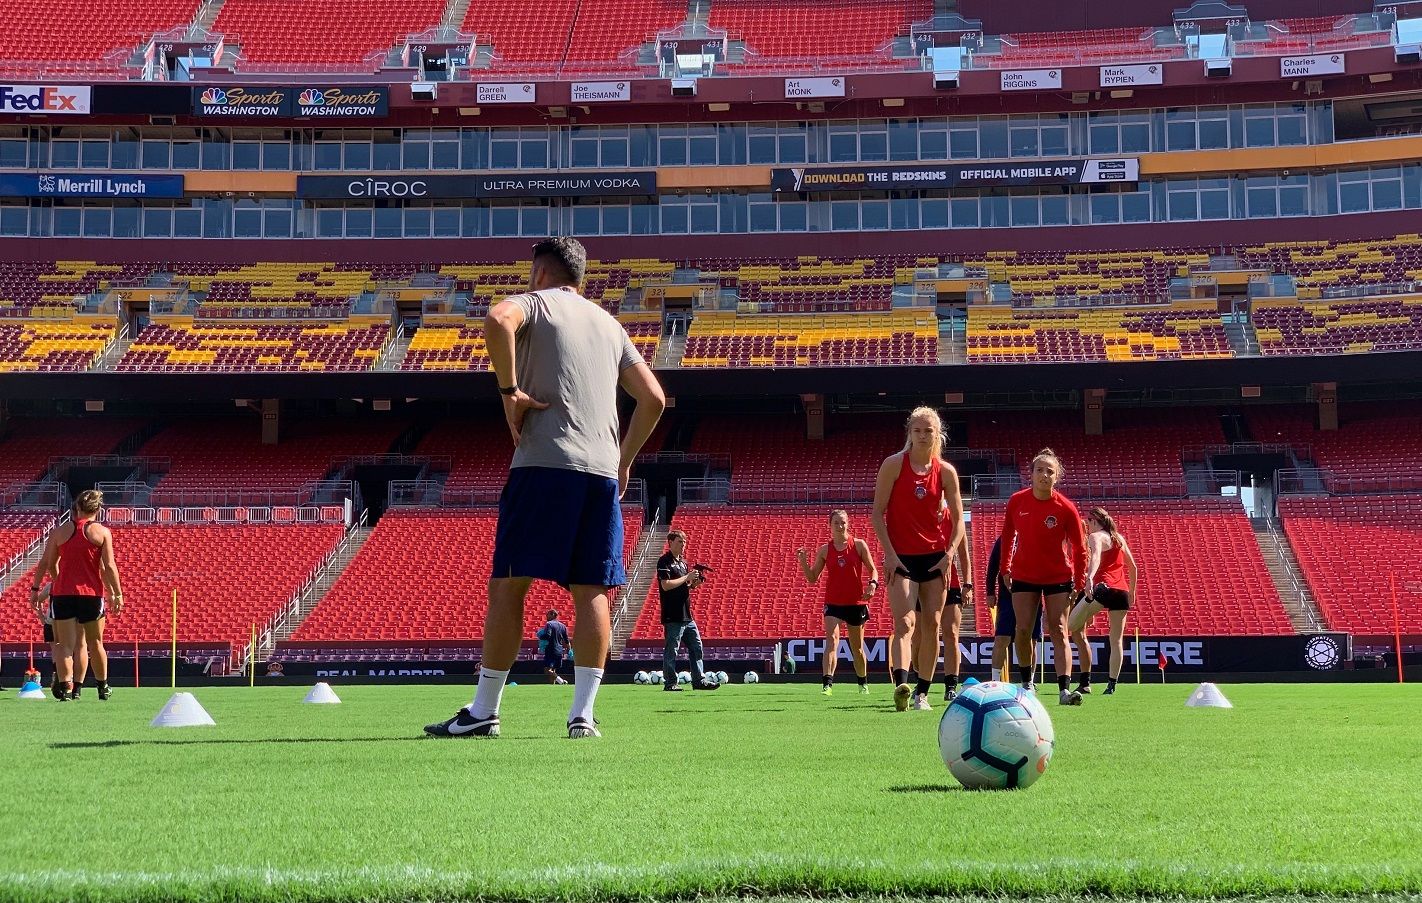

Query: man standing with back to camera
[424,237,665,740]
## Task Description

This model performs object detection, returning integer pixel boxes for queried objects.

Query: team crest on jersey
[837,556,846,567]
[914,485,927,499]
[1044,515,1058,529]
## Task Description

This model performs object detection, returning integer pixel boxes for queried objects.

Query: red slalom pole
[1391,575,1405,685]
[134,637,140,688]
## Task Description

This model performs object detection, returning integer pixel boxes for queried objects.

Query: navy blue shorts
[994,595,1044,640]
[492,467,627,588]
[543,651,566,671]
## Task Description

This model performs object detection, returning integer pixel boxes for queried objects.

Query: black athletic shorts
[824,604,871,627]
[43,623,54,644]
[894,552,946,584]
[1093,585,1131,611]
[51,595,105,624]
[945,586,964,606]
[1010,580,1073,598]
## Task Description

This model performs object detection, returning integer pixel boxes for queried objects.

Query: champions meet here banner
[772,158,1140,192]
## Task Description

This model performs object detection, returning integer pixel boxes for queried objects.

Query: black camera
[691,564,713,579]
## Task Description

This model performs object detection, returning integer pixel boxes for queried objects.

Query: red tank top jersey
[1000,489,1088,590]
[886,453,944,556]
[1095,535,1129,590]
[823,538,867,605]
[53,519,104,597]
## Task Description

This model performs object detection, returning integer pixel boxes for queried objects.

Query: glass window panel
[602,137,628,167]
[172,138,199,169]
[371,134,401,170]
[659,136,687,165]
[948,128,977,159]
[53,206,82,236]
[1200,189,1229,220]
[889,119,918,161]
[376,206,406,237]
[1198,117,1228,149]
[491,206,520,236]
[921,198,948,228]
[861,200,889,230]
[344,142,371,169]
[262,141,290,170]
[571,139,599,168]
[1040,126,1068,156]
[1247,187,1277,218]
[264,207,293,238]
[1121,123,1150,153]
[403,207,430,237]
[1010,195,1039,225]
[1279,186,1308,216]
[1089,125,1118,154]
[404,139,431,170]
[1122,192,1150,223]
[661,202,688,233]
[979,194,1008,227]
[231,142,260,170]
[234,206,262,237]
[689,200,717,233]
[143,207,172,237]
[316,207,343,237]
[602,205,629,235]
[174,206,202,237]
[950,197,978,227]
[431,138,459,169]
[0,206,26,236]
[432,206,461,236]
[521,207,548,236]
[520,138,548,168]
[828,132,857,162]
[1166,120,1197,151]
[490,140,518,169]
[979,117,1008,158]
[631,202,658,234]
[687,134,716,165]
[891,196,919,230]
[920,129,947,160]
[0,138,26,167]
[82,207,111,237]
[777,201,806,231]
[1373,178,1403,210]
[461,205,487,236]
[1277,114,1306,146]
[573,206,600,234]
[50,140,79,168]
[81,140,108,168]
[778,130,807,163]
[1244,116,1274,147]
[859,131,888,162]
[345,207,372,237]
[1090,193,1119,224]
[1168,191,1198,220]
[1009,127,1039,157]
[313,143,342,170]
[1041,194,1069,225]
[749,203,777,232]
[831,201,858,230]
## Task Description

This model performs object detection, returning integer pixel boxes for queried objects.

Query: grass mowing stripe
[1,684,1419,903]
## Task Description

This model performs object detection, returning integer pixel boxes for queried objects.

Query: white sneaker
[1059,689,1084,706]
[553,676,568,685]
[911,692,932,711]
[567,716,601,739]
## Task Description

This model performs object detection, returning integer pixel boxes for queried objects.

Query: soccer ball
[743,671,759,684]
[938,681,1054,790]
[716,670,729,684]
[702,671,720,685]
[677,671,692,684]
[649,671,663,684]
[633,671,649,684]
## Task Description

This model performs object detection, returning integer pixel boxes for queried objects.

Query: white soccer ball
[743,671,759,684]
[716,670,729,684]
[633,671,649,684]
[938,681,1054,790]
[649,671,663,684]
[677,671,692,684]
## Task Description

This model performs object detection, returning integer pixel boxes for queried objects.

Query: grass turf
[1,681,1420,903]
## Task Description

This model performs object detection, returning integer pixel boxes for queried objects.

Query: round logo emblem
[1304,635,1340,670]
[837,557,846,567]
[914,485,927,499]
[1044,516,1058,529]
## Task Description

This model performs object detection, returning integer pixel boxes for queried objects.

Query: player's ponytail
[1091,506,1123,550]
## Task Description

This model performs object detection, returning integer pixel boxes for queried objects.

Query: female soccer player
[797,509,879,696]
[32,490,124,701]
[1069,507,1138,696]
[34,586,88,699]
[871,407,963,712]
[1000,449,1088,706]
[936,507,972,701]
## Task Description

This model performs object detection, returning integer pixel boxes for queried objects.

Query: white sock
[469,667,509,719]
[569,666,604,724]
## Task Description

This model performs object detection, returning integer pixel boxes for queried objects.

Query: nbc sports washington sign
[193,85,388,117]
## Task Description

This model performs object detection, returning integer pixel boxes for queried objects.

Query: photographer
[657,531,719,691]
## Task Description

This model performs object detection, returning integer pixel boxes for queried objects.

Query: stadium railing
[388,478,646,508]
[105,504,348,526]
[0,481,69,510]
[0,510,62,589]
[677,479,880,504]
[969,471,1242,500]
[1276,468,1422,496]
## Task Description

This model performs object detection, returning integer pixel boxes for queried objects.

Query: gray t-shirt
[508,287,642,479]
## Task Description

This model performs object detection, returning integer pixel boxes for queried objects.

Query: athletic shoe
[71,684,82,699]
[1076,684,1093,695]
[1058,689,1084,706]
[911,692,932,711]
[1103,685,1116,696]
[857,684,869,695]
[567,717,600,739]
[1023,682,1037,694]
[943,687,958,703]
[663,685,683,692]
[893,683,912,711]
[96,684,110,701]
[693,679,720,691]
[821,686,833,696]
[553,676,568,685]
[424,707,500,738]
[51,681,70,702]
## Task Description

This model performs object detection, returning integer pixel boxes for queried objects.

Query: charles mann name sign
[772,159,1139,192]
[296,171,657,199]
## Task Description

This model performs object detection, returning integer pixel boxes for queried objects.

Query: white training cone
[303,682,341,704]
[151,692,216,727]
[1185,682,1233,708]
[17,686,46,700]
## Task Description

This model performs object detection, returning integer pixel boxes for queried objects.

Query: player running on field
[871,406,963,713]
[1069,507,1139,696]
[1000,449,1088,706]
[797,509,879,696]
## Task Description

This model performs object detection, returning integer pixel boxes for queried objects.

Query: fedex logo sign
[0,85,91,114]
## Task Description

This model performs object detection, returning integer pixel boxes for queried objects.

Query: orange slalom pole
[1392,575,1405,685]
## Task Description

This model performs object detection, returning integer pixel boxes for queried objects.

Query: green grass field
[2,681,1420,903]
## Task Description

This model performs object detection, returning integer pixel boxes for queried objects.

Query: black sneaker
[1103,685,1116,696]
[943,687,958,703]
[71,684,82,699]
[567,716,601,739]
[693,678,720,691]
[1077,684,1093,695]
[662,685,683,692]
[96,683,110,701]
[51,681,70,702]
[424,707,500,738]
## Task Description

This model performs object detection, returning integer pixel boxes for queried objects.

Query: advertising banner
[784,76,845,98]
[293,86,387,117]
[571,81,631,103]
[1280,54,1346,78]
[476,82,536,104]
[0,173,184,198]
[782,633,1353,674]
[1099,63,1164,87]
[771,158,1139,192]
[193,85,291,117]
[1000,68,1062,91]
[296,171,657,199]
[0,84,91,114]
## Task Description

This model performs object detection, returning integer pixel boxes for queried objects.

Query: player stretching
[1000,449,1088,706]
[424,237,665,740]
[872,407,963,712]
[1069,507,1138,696]
[797,509,879,696]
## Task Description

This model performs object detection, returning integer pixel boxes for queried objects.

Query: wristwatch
[498,383,519,396]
